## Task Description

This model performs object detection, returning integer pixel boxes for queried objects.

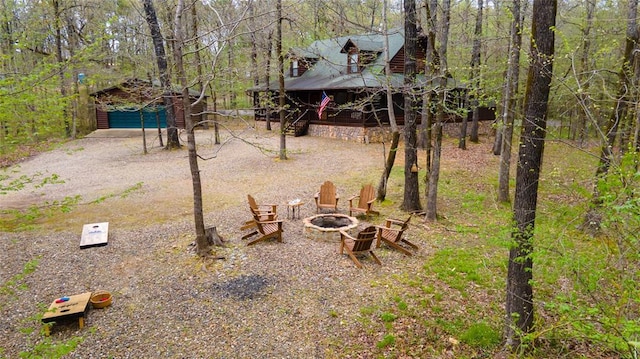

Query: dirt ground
[2,127,439,358]
[2,128,389,228]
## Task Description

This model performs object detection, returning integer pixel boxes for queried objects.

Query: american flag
[317,91,331,119]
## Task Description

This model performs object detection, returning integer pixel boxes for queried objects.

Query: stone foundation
[252,120,493,143]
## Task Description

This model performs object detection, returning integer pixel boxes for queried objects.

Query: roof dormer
[288,48,319,77]
[341,38,382,73]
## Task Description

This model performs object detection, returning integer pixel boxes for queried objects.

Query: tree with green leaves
[504,0,557,349]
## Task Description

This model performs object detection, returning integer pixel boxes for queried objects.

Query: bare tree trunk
[422,0,438,199]
[635,40,640,157]
[402,0,421,212]
[635,101,640,155]
[53,0,70,138]
[227,38,236,108]
[248,1,260,135]
[143,0,180,149]
[576,0,596,145]
[65,13,79,139]
[426,90,444,221]
[212,86,220,144]
[492,121,503,155]
[277,0,287,160]
[265,32,273,131]
[467,0,483,146]
[191,2,207,130]
[249,1,259,90]
[497,0,524,203]
[459,115,469,150]
[0,0,16,75]
[425,0,451,221]
[174,0,212,256]
[504,0,556,349]
[376,0,401,201]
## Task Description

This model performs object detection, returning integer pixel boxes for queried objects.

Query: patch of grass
[376,334,396,349]
[0,194,82,231]
[435,317,465,335]
[460,322,501,349]
[427,248,496,294]
[91,182,144,203]
[0,172,64,194]
[18,336,84,359]
[360,306,376,316]
[0,258,40,300]
[380,312,397,323]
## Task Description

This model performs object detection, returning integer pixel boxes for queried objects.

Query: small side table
[287,199,304,220]
[41,292,92,336]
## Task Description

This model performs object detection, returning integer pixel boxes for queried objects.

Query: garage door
[108,107,167,129]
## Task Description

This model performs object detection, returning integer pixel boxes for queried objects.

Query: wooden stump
[205,226,225,246]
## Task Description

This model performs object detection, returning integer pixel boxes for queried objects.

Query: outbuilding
[92,78,207,130]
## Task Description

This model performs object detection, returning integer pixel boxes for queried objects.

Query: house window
[335,91,347,105]
[348,52,359,73]
[291,59,299,77]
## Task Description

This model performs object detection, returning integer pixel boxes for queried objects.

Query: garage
[107,106,167,129]
[92,78,207,130]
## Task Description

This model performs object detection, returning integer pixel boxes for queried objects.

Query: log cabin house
[250,29,494,142]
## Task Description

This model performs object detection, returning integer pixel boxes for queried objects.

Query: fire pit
[303,214,359,241]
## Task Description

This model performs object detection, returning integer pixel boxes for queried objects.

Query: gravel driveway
[0,127,429,358]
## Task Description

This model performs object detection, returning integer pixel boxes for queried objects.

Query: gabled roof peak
[340,38,383,53]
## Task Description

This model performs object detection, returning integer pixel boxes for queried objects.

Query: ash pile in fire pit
[311,216,353,228]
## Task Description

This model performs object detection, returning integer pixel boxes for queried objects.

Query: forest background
[0,0,634,148]
[0,0,639,358]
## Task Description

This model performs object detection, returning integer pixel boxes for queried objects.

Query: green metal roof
[253,29,466,93]
[281,30,403,91]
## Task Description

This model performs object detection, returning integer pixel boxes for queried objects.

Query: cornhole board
[41,292,92,336]
[80,222,109,249]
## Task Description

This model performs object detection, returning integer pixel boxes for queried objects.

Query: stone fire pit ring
[303,213,359,242]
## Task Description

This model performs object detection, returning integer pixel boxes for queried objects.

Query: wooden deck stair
[285,118,310,137]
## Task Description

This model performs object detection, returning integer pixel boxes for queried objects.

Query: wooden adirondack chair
[348,184,379,217]
[314,180,339,213]
[241,195,278,239]
[247,194,278,217]
[247,213,284,246]
[339,226,381,269]
[375,216,418,256]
